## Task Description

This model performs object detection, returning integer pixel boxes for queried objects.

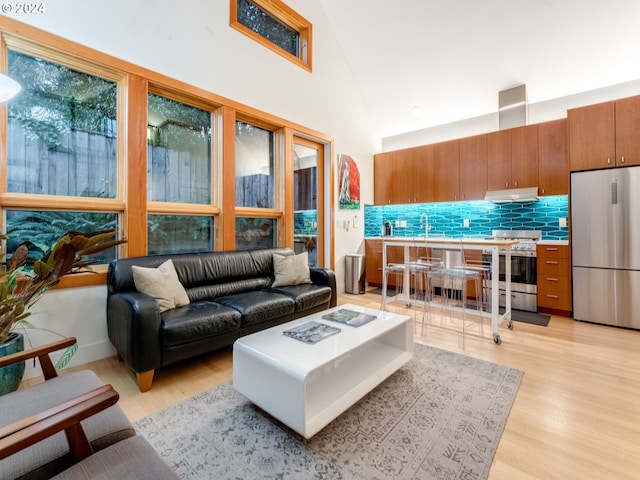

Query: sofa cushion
[272,252,312,287]
[161,302,242,347]
[132,259,190,312]
[186,277,271,302]
[267,284,333,311]
[214,291,295,327]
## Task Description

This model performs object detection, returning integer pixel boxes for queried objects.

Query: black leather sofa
[106,247,336,391]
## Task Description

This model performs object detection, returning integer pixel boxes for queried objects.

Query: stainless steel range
[482,230,541,312]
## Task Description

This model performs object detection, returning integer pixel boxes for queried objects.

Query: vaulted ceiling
[319,0,640,138]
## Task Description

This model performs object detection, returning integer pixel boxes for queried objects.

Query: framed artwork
[338,154,360,209]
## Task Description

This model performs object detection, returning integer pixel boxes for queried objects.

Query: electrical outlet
[559,217,567,227]
[400,220,407,228]
[463,219,470,227]
[395,220,400,228]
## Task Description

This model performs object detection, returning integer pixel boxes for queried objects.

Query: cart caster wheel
[493,334,502,345]
[508,321,514,330]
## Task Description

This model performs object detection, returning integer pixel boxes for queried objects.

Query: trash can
[345,253,366,294]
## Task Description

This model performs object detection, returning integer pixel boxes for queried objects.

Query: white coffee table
[232,304,413,438]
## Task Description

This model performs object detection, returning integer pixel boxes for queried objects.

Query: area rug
[135,344,522,480]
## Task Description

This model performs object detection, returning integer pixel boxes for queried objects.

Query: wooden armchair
[0,337,137,479]
[0,383,178,479]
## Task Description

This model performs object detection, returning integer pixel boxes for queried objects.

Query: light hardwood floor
[39,291,640,479]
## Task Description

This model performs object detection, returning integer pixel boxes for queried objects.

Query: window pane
[7,50,117,198]
[294,143,318,266]
[148,214,213,255]
[235,121,274,208]
[5,210,119,265]
[235,218,276,250]
[148,94,212,204]
[237,0,299,57]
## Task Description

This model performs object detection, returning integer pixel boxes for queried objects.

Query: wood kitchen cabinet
[374,151,394,205]
[459,134,487,200]
[568,95,640,171]
[538,118,568,195]
[374,145,435,205]
[365,239,410,287]
[537,244,572,315]
[487,125,538,190]
[434,139,460,202]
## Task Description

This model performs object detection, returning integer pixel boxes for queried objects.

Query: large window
[7,50,117,198]
[147,93,215,254]
[235,217,276,250]
[147,94,211,204]
[148,214,213,255]
[235,121,274,209]
[230,0,312,71]
[4,47,122,267]
[5,210,119,265]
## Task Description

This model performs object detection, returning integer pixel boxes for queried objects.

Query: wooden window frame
[0,16,335,289]
[230,0,313,72]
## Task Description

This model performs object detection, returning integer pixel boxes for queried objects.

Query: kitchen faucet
[419,213,429,237]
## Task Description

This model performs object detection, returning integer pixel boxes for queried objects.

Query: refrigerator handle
[611,181,617,205]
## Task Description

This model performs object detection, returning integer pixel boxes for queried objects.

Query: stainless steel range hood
[484,187,539,203]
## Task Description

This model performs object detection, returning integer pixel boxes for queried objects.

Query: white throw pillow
[132,259,190,312]
[272,252,312,287]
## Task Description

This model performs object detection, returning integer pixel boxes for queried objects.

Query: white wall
[5,0,378,376]
[382,79,640,151]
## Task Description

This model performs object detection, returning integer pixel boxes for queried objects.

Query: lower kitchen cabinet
[537,244,572,315]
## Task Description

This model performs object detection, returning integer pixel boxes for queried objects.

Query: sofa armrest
[310,267,337,307]
[0,337,77,380]
[106,292,163,374]
[0,384,119,462]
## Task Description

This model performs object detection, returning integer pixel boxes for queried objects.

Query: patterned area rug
[135,344,522,480]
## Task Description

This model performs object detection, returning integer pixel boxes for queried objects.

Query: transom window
[230,0,312,71]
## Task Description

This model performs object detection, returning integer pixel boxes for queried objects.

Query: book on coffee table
[283,321,341,344]
[322,308,377,327]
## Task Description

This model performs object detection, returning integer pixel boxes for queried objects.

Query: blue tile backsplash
[364,195,568,240]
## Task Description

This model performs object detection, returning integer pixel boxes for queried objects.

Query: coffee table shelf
[233,305,413,438]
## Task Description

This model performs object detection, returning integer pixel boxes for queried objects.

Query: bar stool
[425,241,485,337]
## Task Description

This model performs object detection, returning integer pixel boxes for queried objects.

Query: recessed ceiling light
[411,105,423,117]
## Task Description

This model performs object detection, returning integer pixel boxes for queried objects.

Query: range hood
[485,187,539,203]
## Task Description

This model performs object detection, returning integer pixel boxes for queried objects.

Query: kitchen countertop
[536,240,569,246]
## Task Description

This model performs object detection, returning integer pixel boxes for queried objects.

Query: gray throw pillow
[272,252,312,287]
[132,259,190,312]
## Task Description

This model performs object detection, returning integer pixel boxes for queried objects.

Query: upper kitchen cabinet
[511,124,539,188]
[487,125,538,190]
[487,130,511,190]
[374,151,394,204]
[538,118,568,195]
[568,95,640,171]
[412,144,436,203]
[373,145,435,204]
[459,134,487,200]
[388,147,414,204]
[434,139,460,202]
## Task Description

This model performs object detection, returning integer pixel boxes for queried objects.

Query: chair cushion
[0,370,136,480]
[161,301,242,347]
[214,291,295,327]
[50,436,179,480]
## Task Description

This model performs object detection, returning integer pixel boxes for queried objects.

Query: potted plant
[0,229,126,394]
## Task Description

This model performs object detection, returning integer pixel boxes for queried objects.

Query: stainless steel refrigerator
[571,166,640,329]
